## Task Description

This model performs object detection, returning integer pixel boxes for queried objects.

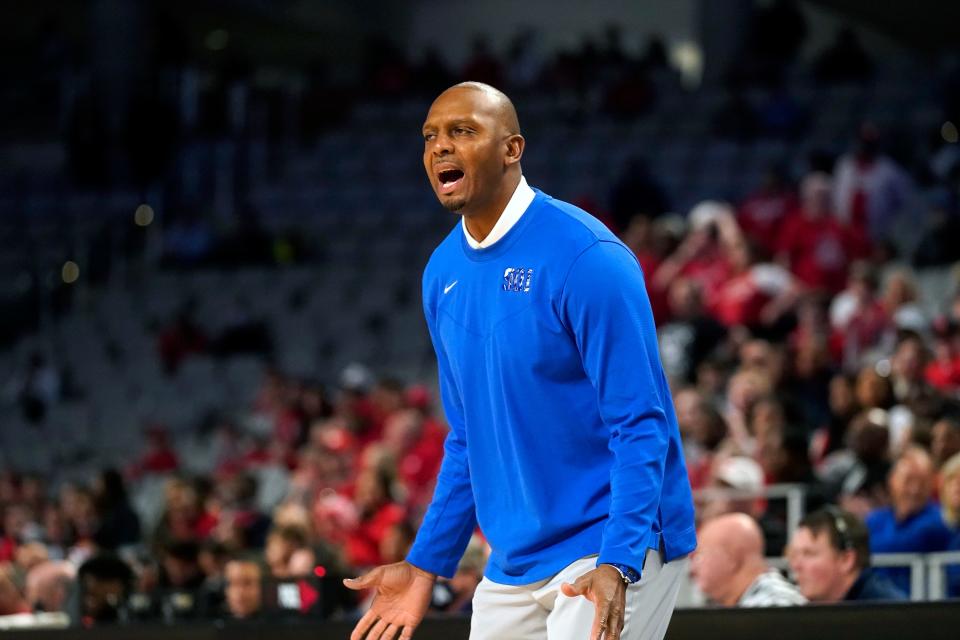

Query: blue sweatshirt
[406,188,697,585]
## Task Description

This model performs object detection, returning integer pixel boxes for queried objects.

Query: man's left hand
[560,565,627,640]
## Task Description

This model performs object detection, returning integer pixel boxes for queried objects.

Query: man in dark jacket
[787,507,905,602]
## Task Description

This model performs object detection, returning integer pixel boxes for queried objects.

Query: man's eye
[453,128,470,135]
[423,133,435,142]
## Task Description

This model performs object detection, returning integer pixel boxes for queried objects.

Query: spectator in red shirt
[777,172,851,293]
[926,321,960,392]
[153,477,214,551]
[737,165,797,254]
[380,409,444,507]
[343,465,405,570]
[828,262,890,369]
[654,201,738,307]
[129,426,180,479]
[710,238,801,328]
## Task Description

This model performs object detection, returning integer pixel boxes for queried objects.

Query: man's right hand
[344,561,436,640]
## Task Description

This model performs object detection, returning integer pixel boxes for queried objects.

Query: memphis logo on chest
[503,267,534,293]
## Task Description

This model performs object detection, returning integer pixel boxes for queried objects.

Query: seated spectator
[942,453,960,596]
[153,477,215,551]
[709,238,800,329]
[224,557,263,620]
[881,270,926,335]
[938,449,960,530]
[931,418,960,470]
[92,470,141,550]
[724,367,774,451]
[828,262,889,370]
[653,201,739,302]
[925,322,960,393]
[343,465,406,570]
[737,165,796,254]
[891,331,938,408]
[788,507,905,602]
[25,561,75,613]
[380,409,444,506]
[819,409,892,518]
[159,541,205,591]
[378,519,416,566]
[811,373,859,463]
[866,447,953,594]
[265,526,315,579]
[690,513,805,607]
[776,172,850,294]
[129,426,180,479]
[77,553,134,625]
[674,389,728,489]
[212,474,270,550]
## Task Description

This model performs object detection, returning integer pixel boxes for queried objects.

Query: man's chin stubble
[442,197,467,212]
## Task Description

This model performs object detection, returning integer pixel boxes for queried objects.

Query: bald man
[344,82,695,640]
[690,514,805,607]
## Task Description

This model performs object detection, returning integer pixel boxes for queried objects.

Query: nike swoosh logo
[444,280,458,294]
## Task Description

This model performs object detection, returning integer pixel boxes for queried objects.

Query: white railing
[694,483,808,536]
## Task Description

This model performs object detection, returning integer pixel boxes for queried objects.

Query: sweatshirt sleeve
[405,282,478,578]
[560,240,670,577]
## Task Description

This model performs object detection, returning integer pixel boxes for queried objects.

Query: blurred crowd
[5,0,960,628]
[0,366,492,626]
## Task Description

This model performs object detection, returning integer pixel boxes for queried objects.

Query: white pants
[469,548,688,640]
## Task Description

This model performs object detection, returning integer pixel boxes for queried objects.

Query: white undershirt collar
[462,175,535,249]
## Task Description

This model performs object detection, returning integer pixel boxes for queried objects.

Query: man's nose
[432,133,454,155]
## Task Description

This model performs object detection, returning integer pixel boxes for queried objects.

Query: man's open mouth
[438,168,465,195]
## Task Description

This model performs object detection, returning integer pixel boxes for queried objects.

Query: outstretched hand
[560,565,628,640]
[344,561,437,640]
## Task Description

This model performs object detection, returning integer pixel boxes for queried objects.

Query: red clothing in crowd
[829,299,888,364]
[344,502,406,569]
[680,247,734,312]
[737,189,797,254]
[397,418,446,503]
[134,447,179,477]
[926,357,960,391]
[636,252,670,324]
[709,264,792,327]
[776,212,850,292]
[0,536,16,562]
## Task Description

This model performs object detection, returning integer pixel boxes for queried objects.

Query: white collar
[462,175,535,249]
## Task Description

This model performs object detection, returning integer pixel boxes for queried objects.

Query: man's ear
[505,134,525,166]
[840,549,858,575]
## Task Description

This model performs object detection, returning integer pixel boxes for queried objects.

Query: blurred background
[2,0,960,632]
